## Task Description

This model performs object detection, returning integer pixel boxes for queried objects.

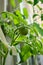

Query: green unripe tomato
[19,26,28,35]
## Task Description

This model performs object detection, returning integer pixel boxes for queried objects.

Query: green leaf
[0,40,8,56]
[16,35,26,41]
[33,23,43,36]
[40,46,43,54]
[37,5,42,10]
[29,46,38,54]
[18,0,22,3]
[14,19,19,25]
[27,1,33,4]
[15,10,22,20]
[0,50,5,57]
[29,34,36,41]
[1,23,15,39]
[1,12,15,20]
[22,52,31,61]
[13,35,29,46]
[15,10,28,25]
[32,40,42,52]
[23,8,28,18]
[0,20,3,26]
[34,0,39,5]
[10,0,16,8]
[1,12,7,19]
[19,44,31,62]
[33,14,38,18]
[40,0,43,3]
[41,14,43,21]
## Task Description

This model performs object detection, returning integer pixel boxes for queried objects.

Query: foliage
[0,0,43,65]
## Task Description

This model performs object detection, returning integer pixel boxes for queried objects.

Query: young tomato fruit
[19,26,28,35]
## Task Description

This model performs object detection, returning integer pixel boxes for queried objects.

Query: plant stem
[3,53,8,65]
[0,56,2,65]
[11,33,20,46]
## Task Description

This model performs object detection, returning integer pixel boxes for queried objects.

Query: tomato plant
[0,0,43,65]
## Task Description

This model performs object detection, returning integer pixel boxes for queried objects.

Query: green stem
[0,56,2,65]
[11,33,20,46]
[14,33,20,40]
[3,57,6,65]
[3,52,8,65]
